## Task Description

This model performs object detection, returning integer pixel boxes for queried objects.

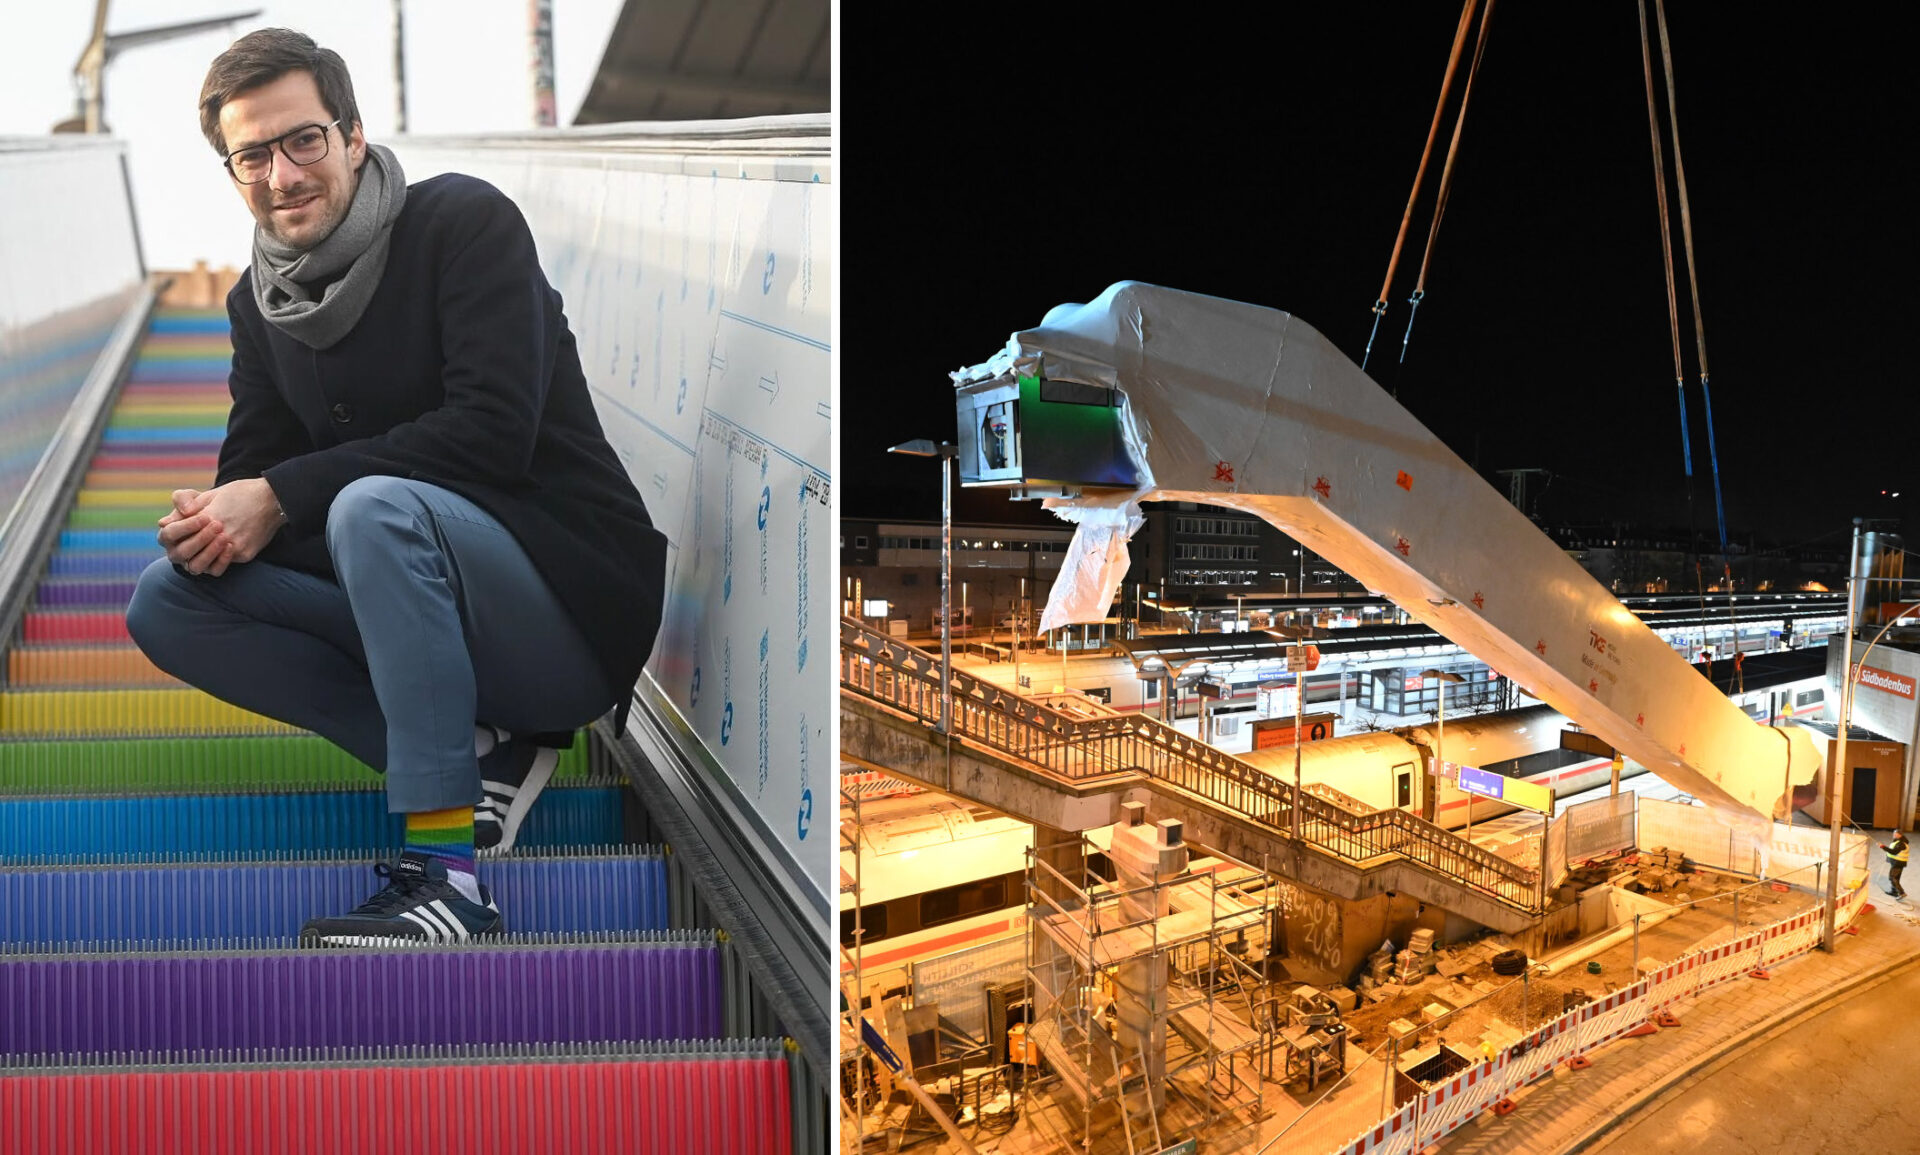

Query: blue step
[0,852,670,947]
[0,787,627,860]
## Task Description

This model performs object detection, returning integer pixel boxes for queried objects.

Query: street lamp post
[1293,660,1306,843]
[1821,521,1920,949]
[1824,520,1865,950]
[1266,624,1322,844]
[1422,670,1467,833]
[889,440,958,734]
[1014,577,1026,691]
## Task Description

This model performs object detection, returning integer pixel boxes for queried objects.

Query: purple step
[34,580,139,609]
[0,935,721,1055]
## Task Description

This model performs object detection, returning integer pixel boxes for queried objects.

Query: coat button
[330,403,354,423]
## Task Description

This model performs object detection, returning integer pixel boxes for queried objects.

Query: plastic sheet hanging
[1035,499,1145,634]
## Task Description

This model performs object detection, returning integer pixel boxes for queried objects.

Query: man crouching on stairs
[126,28,666,945]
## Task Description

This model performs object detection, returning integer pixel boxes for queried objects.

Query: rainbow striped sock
[406,805,476,880]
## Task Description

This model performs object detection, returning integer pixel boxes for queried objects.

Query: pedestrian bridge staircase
[839,617,1547,933]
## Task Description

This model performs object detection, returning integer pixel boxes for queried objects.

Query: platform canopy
[575,0,829,123]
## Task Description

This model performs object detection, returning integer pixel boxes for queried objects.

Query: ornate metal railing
[839,618,1543,912]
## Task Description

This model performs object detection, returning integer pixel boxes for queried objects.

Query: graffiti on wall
[1271,879,1342,974]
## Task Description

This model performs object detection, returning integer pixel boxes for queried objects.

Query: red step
[87,453,221,472]
[0,1058,793,1154]
[21,612,134,646]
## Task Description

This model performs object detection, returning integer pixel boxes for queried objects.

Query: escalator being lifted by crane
[949,281,1819,834]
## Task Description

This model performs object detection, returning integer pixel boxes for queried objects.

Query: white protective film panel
[395,122,832,904]
[0,139,144,546]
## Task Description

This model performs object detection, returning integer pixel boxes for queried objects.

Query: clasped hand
[157,478,284,576]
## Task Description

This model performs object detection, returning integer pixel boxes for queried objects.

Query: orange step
[7,647,182,688]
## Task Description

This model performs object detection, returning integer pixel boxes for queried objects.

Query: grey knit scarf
[250,143,407,350]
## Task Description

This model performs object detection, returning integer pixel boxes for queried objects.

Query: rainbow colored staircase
[0,309,794,1152]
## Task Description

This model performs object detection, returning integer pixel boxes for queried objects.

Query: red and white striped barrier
[1333,1102,1418,1155]
[1325,880,1869,1155]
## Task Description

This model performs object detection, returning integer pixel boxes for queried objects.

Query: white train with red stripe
[1239,705,1619,828]
[839,787,1242,988]
[1239,652,1829,828]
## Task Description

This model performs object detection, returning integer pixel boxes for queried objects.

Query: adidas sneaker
[475,737,560,855]
[300,852,502,945]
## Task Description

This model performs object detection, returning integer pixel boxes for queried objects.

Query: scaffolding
[838,780,868,1144]
[1023,825,1276,1152]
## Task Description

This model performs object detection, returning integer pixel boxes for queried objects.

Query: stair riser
[0,945,721,1054]
[0,858,670,946]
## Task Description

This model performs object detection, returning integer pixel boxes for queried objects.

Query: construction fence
[1563,793,1636,863]
[1491,793,1634,895]
[1320,830,1872,1155]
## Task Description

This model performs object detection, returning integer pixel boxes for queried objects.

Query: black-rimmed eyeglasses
[223,120,343,185]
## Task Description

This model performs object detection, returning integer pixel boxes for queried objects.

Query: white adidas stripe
[417,904,456,938]
[428,899,469,941]
[400,909,445,939]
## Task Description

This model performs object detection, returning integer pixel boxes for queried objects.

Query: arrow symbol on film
[759,372,780,401]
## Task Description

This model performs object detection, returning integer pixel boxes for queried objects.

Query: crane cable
[1363,0,1478,377]
[1400,0,1499,367]
[1639,0,1710,677]
[1643,0,1740,691]
[1658,0,1744,690]
[1637,0,1688,479]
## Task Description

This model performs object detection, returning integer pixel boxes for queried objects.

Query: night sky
[842,6,1913,550]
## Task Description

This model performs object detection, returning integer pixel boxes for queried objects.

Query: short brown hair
[198,28,361,155]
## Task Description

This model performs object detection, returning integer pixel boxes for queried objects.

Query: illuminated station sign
[1456,765,1555,815]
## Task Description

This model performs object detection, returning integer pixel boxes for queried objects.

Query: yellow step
[0,688,301,738]
[74,489,179,509]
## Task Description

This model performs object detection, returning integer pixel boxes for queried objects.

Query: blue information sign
[1457,766,1505,799]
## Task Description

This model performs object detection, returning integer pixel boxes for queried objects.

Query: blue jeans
[127,477,617,812]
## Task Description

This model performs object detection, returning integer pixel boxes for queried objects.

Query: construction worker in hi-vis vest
[1880,832,1910,900]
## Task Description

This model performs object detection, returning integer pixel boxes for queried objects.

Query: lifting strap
[1637,0,1688,478]
[1643,0,1739,661]
[1654,0,1730,558]
[1400,0,1498,366]
[1364,0,1478,376]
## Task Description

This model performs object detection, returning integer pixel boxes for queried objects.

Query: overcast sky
[0,0,623,269]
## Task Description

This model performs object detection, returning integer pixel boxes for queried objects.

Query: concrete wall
[1270,882,1459,988]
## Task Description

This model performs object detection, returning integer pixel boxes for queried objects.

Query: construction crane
[55,1,261,135]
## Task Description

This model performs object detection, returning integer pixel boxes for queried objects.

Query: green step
[66,508,164,530]
[0,733,597,794]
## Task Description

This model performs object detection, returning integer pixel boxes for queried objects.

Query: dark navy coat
[221,173,667,706]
